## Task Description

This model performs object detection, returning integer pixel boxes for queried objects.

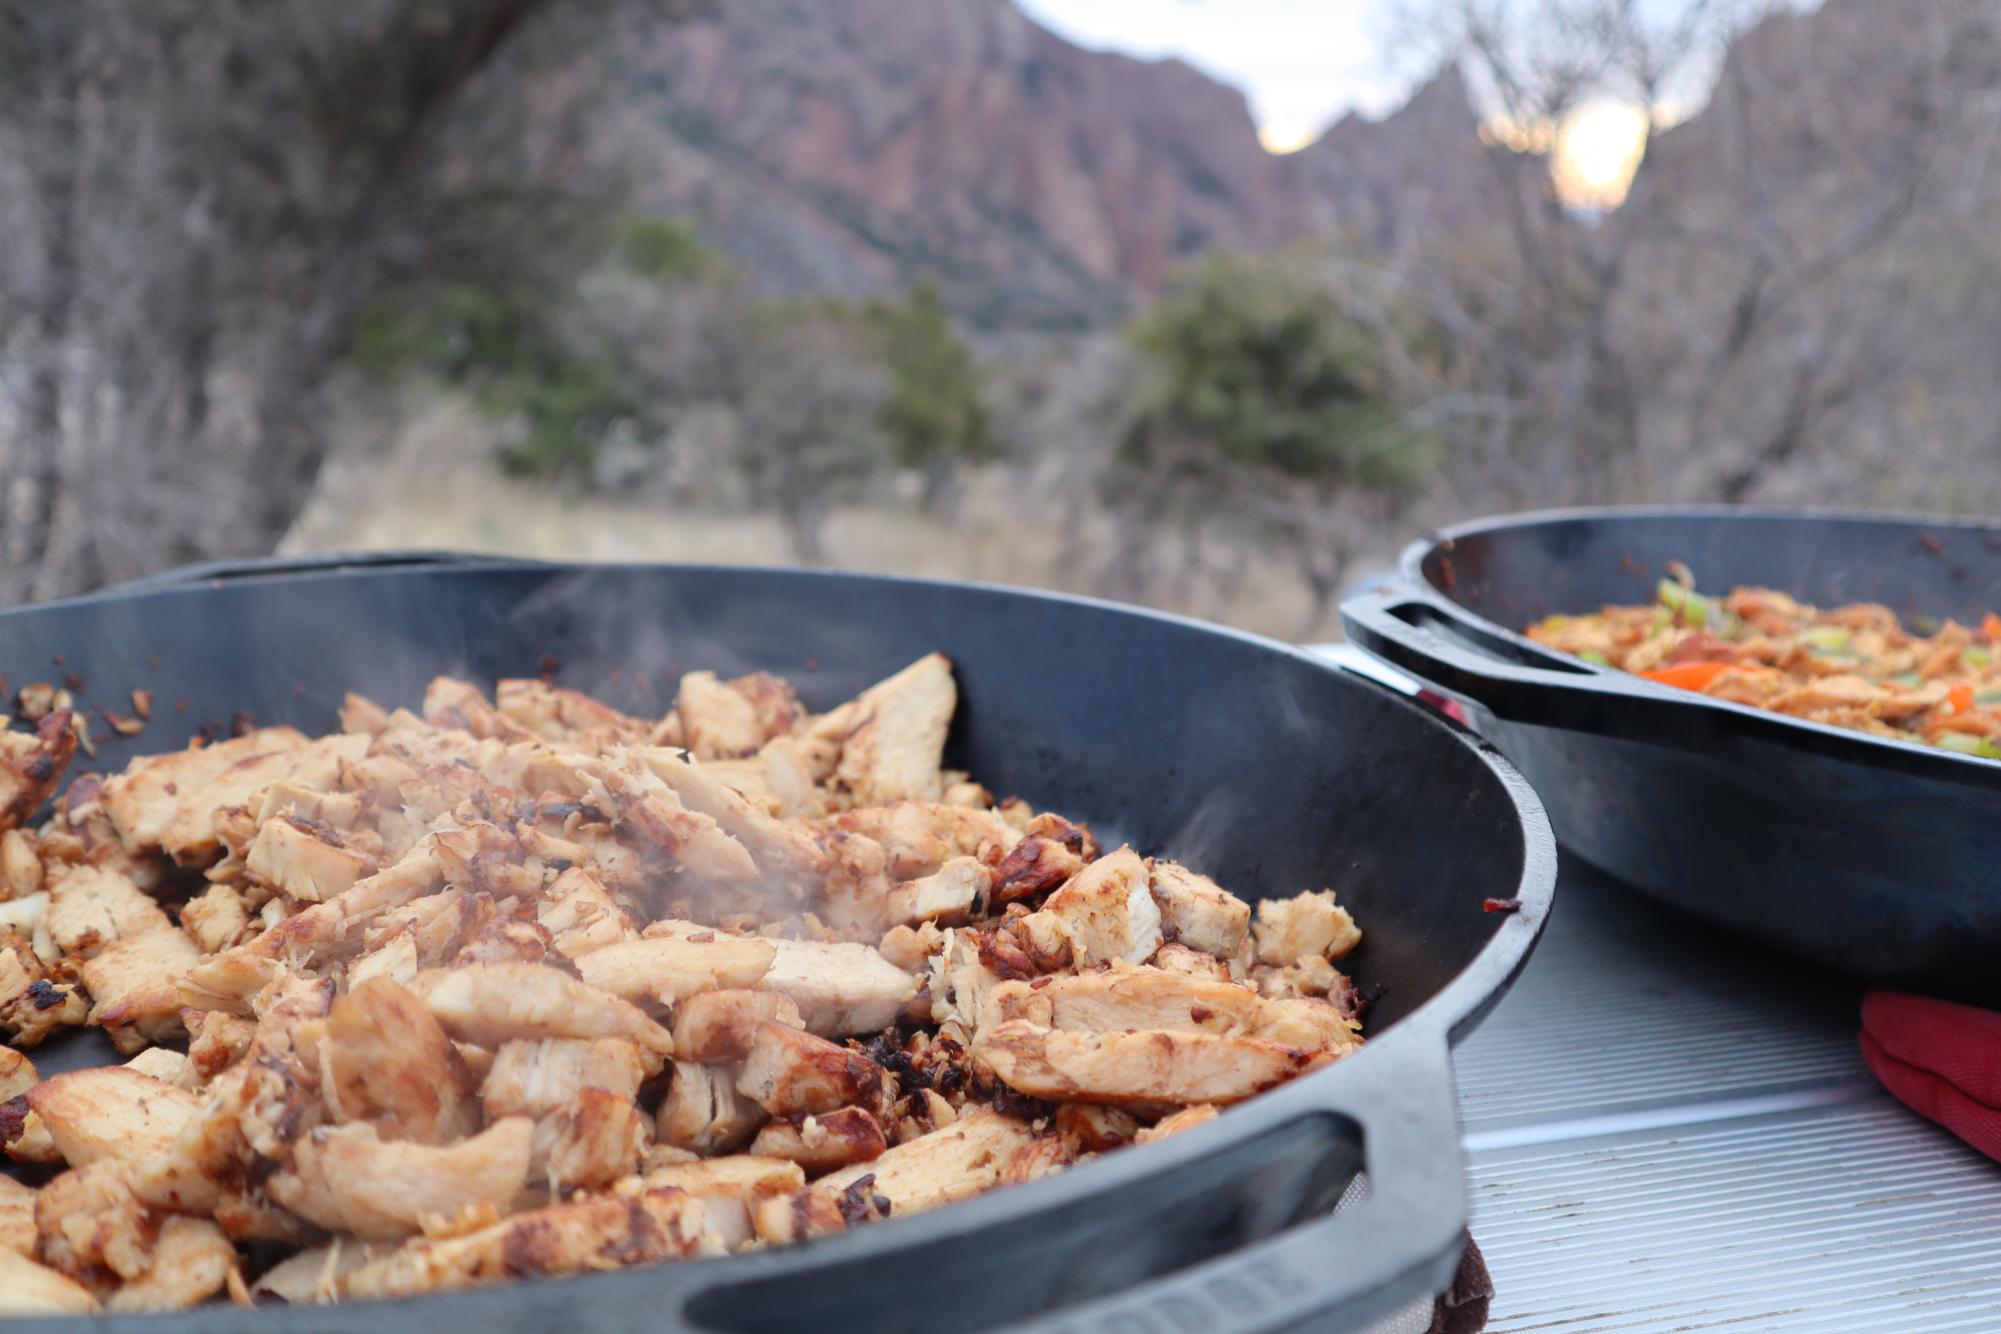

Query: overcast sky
[1014,0,1428,151]
[1014,1,1815,153]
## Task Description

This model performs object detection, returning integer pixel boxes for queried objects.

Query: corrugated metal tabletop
[1311,643,2001,1331]
[1458,870,2001,1331]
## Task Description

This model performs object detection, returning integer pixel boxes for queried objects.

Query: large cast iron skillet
[3,554,1551,1334]
[1343,505,2001,1004]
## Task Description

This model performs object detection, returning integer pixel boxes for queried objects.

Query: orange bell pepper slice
[1985,612,2001,643]
[1951,682,1976,715]
[1640,661,1734,692]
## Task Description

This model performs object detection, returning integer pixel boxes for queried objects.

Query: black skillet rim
[1392,503,2001,791]
[5,556,1557,1330]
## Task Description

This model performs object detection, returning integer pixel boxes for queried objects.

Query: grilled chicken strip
[736,1021,885,1118]
[753,1107,1035,1243]
[975,1021,1333,1105]
[0,929,86,1046]
[1033,847,1163,968]
[748,1105,887,1173]
[0,710,77,833]
[669,989,805,1062]
[575,934,777,1009]
[98,726,311,863]
[533,1086,651,1191]
[245,815,376,904]
[760,939,918,1037]
[828,653,956,806]
[1147,860,1253,959]
[1252,889,1362,965]
[270,1117,534,1239]
[337,1188,720,1300]
[620,1154,805,1250]
[25,1066,201,1166]
[408,962,674,1064]
[45,865,170,959]
[321,976,480,1143]
[828,801,1018,880]
[0,1174,34,1256]
[885,856,991,926]
[481,1037,645,1119]
[658,1060,765,1155]
[79,926,202,1054]
[0,1247,100,1314]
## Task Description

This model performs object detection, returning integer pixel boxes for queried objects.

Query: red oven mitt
[1861,990,2001,1160]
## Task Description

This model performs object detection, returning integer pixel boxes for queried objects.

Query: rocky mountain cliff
[585,0,1480,331]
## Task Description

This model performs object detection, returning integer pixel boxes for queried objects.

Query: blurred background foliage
[2,0,1993,636]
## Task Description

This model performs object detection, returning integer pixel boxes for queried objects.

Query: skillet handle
[669,1036,1472,1334]
[998,1037,1468,1334]
[100,549,524,595]
[1341,584,1647,725]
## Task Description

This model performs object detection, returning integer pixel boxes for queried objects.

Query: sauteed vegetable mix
[1527,567,2001,758]
[0,656,1369,1311]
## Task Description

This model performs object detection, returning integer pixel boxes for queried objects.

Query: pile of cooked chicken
[0,654,1365,1314]
[1529,573,2001,757]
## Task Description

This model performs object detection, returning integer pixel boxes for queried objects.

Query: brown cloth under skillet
[1428,1235,1493,1334]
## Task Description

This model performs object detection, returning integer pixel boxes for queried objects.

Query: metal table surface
[1311,643,2001,1331]
[1457,865,2001,1332]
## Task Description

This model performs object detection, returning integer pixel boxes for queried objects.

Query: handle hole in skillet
[683,1111,1362,1334]
[1396,604,1597,677]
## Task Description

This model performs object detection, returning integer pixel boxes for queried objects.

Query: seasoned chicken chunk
[1148,860,1252,958]
[0,828,43,898]
[1136,1104,1220,1144]
[575,934,777,1008]
[1252,889,1362,965]
[676,670,767,761]
[829,654,956,806]
[0,1174,34,1256]
[534,866,635,958]
[658,1061,765,1155]
[885,856,990,926]
[588,755,759,885]
[637,747,827,893]
[623,1154,804,1250]
[46,865,171,959]
[270,1118,534,1239]
[0,1246,100,1313]
[828,801,1017,879]
[99,727,310,862]
[338,1189,718,1299]
[179,883,252,954]
[0,930,86,1045]
[534,1086,651,1191]
[976,1021,1332,1105]
[760,939,918,1036]
[670,990,805,1063]
[105,1216,238,1312]
[0,711,77,832]
[79,927,202,1053]
[246,815,375,903]
[736,1021,885,1118]
[481,1037,645,1118]
[26,1064,201,1166]
[989,834,1084,907]
[749,1105,887,1173]
[754,1107,1034,1242]
[409,963,673,1063]
[495,678,652,746]
[322,977,480,1143]
[1036,847,1163,968]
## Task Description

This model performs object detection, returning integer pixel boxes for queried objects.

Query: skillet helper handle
[1341,584,1643,726]
[101,549,522,595]
[999,1038,1469,1334]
